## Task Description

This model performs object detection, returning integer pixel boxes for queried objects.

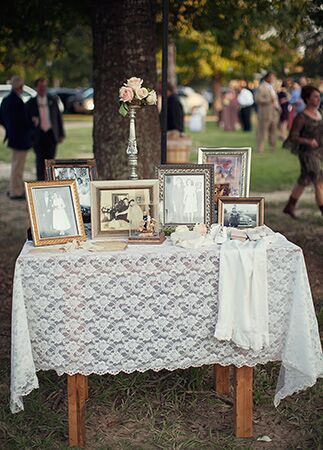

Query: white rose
[126,77,143,90]
[146,90,157,105]
[135,87,149,100]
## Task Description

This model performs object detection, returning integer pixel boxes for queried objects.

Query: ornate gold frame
[217,197,265,228]
[25,180,86,246]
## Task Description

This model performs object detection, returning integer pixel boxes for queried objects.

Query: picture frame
[198,147,252,199]
[157,164,214,229]
[25,180,86,246]
[45,158,97,223]
[217,197,264,229]
[91,179,159,240]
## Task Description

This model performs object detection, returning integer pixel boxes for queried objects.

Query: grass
[0,117,299,192]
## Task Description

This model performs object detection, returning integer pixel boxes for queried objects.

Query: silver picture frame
[198,147,252,198]
[157,164,214,229]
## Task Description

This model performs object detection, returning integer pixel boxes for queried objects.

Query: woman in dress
[283,85,323,218]
[52,192,71,235]
[183,178,198,223]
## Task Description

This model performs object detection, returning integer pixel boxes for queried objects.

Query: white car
[178,86,209,115]
[0,84,64,113]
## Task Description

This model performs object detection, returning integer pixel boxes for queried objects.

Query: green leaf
[119,102,129,117]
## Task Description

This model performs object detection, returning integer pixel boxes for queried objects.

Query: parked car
[238,215,254,227]
[48,87,81,113]
[0,84,64,113]
[0,84,37,105]
[177,86,209,115]
[66,87,94,114]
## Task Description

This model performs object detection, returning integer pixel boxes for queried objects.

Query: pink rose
[119,86,134,103]
[125,77,143,91]
[135,87,148,100]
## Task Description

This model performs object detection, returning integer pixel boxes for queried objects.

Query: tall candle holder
[126,105,140,180]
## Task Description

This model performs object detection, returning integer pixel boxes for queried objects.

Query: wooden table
[67,365,253,447]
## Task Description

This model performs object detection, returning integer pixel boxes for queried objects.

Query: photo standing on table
[283,85,323,217]
[26,78,65,180]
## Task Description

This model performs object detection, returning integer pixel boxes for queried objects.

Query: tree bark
[92,0,160,180]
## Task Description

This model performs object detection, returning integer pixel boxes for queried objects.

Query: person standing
[283,85,323,218]
[255,72,281,153]
[277,80,289,140]
[237,81,254,131]
[0,76,31,199]
[166,83,184,133]
[26,78,65,180]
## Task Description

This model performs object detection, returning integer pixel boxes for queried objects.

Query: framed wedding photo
[91,179,159,239]
[198,147,252,199]
[45,158,97,222]
[217,197,264,229]
[25,180,86,246]
[157,164,214,228]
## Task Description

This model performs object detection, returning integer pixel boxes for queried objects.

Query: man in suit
[26,78,65,180]
[0,75,32,199]
[255,72,281,153]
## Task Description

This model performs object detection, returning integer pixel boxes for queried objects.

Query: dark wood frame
[217,197,265,228]
[45,159,97,223]
[157,164,214,229]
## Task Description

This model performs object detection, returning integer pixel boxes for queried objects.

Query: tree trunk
[92,0,160,180]
[168,40,177,90]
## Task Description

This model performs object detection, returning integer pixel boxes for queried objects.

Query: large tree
[0,0,161,179]
[92,0,160,180]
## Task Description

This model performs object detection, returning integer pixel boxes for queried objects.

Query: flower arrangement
[119,77,157,117]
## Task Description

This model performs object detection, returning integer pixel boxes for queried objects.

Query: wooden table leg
[67,374,88,448]
[234,366,253,438]
[213,364,231,395]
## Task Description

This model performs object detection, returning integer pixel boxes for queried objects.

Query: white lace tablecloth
[11,239,323,413]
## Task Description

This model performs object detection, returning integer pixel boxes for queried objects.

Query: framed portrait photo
[25,180,86,246]
[157,164,214,228]
[91,180,159,239]
[198,147,252,199]
[45,158,97,222]
[218,197,264,229]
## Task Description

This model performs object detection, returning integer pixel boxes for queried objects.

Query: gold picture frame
[91,179,159,240]
[45,158,97,223]
[25,180,86,246]
[218,197,264,228]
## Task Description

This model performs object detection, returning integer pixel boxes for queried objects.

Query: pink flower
[193,223,207,236]
[125,77,143,90]
[135,87,148,100]
[119,86,134,103]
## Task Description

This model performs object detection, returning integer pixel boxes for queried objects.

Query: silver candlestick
[126,105,140,180]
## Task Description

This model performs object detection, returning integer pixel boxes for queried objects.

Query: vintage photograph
[25,180,86,246]
[218,197,264,228]
[100,188,151,232]
[157,164,214,228]
[164,174,204,224]
[46,159,97,219]
[198,147,251,198]
[91,180,159,239]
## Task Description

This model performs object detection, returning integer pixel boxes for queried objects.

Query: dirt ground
[0,179,322,450]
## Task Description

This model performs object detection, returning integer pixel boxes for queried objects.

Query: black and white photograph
[33,186,78,238]
[100,188,150,232]
[218,197,265,228]
[45,159,97,219]
[164,174,204,224]
[91,180,159,239]
[157,164,214,228]
[25,180,86,246]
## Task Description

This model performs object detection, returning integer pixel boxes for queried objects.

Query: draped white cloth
[11,238,323,413]
[215,238,270,351]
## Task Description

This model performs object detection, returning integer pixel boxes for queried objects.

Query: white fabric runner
[215,238,269,351]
